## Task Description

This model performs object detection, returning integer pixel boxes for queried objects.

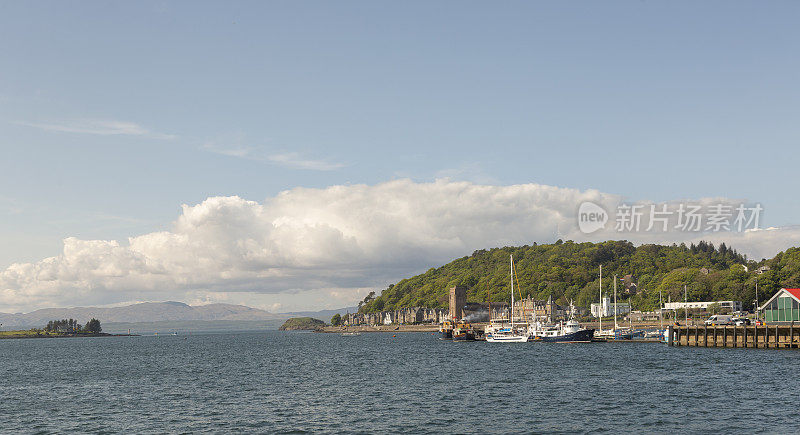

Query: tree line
[45,318,102,334]
[357,240,800,314]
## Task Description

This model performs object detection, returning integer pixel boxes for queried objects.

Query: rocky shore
[320,324,439,333]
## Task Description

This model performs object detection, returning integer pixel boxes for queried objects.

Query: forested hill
[359,240,800,313]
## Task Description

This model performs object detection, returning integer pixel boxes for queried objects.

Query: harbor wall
[669,324,800,349]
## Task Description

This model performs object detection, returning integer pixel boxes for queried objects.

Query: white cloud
[17,119,176,139]
[1,179,798,313]
[202,142,344,171]
[266,152,345,171]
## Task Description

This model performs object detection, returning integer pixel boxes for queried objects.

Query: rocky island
[278,317,326,331]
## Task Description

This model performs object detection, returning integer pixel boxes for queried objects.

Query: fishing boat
[341,331,360,336]
[439,320,454,340]
[452,321,476,341]
[485,254,528,343]
[530,301,595,342]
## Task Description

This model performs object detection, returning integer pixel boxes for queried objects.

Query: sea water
[1,331,797,433]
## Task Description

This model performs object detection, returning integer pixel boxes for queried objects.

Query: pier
[668,323,800,349]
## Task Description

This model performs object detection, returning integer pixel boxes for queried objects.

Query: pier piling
[672,324,800,349]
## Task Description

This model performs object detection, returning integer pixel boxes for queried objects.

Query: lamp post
[684,285,688,326]
[755,276,759,322]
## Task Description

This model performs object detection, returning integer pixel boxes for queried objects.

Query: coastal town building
[759,288,800,322]
[514,296,566,323]
[627,310,661,322]
[343,308,448,326]
[663,300,742,312]
[590,297,631,318]
[622,275,638,295]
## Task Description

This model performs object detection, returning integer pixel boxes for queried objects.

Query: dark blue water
[1,331,797,433]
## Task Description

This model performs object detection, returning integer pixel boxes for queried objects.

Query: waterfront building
[663,300,742,312]
[759,288,800,322]
[343,307,448,326]
[627,310,660,322]
[514,296,565,323]
[590,297,631,318]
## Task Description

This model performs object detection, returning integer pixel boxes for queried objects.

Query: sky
[1,1,799,313]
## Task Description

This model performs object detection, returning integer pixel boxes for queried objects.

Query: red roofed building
[760,288,800,322]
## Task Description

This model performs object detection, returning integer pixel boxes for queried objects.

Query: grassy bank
[0,330,117,339]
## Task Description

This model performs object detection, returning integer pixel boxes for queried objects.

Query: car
[705,315,734,326]
[733,318,751,326]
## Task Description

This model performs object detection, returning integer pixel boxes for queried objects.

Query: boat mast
[614,274,618,331]
[659,288,663,330]
[510,254,514,325]
[599,265,602,333]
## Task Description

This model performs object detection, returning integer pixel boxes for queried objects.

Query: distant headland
[279,317,326,331]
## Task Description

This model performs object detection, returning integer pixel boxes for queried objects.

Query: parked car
[733,317,751,326]
[705,315,734,326]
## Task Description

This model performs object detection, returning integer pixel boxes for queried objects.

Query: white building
[663,300,742,312]
[591,297,631,318]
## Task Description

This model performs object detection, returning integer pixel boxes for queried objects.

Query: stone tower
[449,285,467,320]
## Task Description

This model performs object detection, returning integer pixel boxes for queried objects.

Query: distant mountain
[0,301,354,329]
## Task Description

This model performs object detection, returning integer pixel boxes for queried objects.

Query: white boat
[485,318,529,342]
[485,254,528,343]
[530,301,595,342]
[593,272,631,340]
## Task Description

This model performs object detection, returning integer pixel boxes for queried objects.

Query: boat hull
[452,331,476,341]
[485,333,528,343]
[538,328,595,343]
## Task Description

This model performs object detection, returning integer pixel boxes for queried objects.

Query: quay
[668,323,800,349]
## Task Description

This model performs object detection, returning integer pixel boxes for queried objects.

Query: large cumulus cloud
[1,179,798,312]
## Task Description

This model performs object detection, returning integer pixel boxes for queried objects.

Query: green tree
[330,314,342,326]
[85,318,102,334]
[355,240,757,314]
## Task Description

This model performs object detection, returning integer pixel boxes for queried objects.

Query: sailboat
[594,272,634,340]
[485,254,529,343]
[594,266,614,339]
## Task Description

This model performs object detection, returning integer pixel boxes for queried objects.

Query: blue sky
[1,1,799,311]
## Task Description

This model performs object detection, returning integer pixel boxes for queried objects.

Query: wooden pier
[668,323,800,349]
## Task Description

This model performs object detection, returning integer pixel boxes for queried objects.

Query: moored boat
[485,323,529,342]
[452,321,476,341]
[530,302,595,343]
[439,320,454,339]
[485,254,529,343]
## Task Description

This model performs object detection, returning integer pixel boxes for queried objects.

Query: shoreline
[320,320,677,334]
[320,324,439,333]
[0,331,138,340]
